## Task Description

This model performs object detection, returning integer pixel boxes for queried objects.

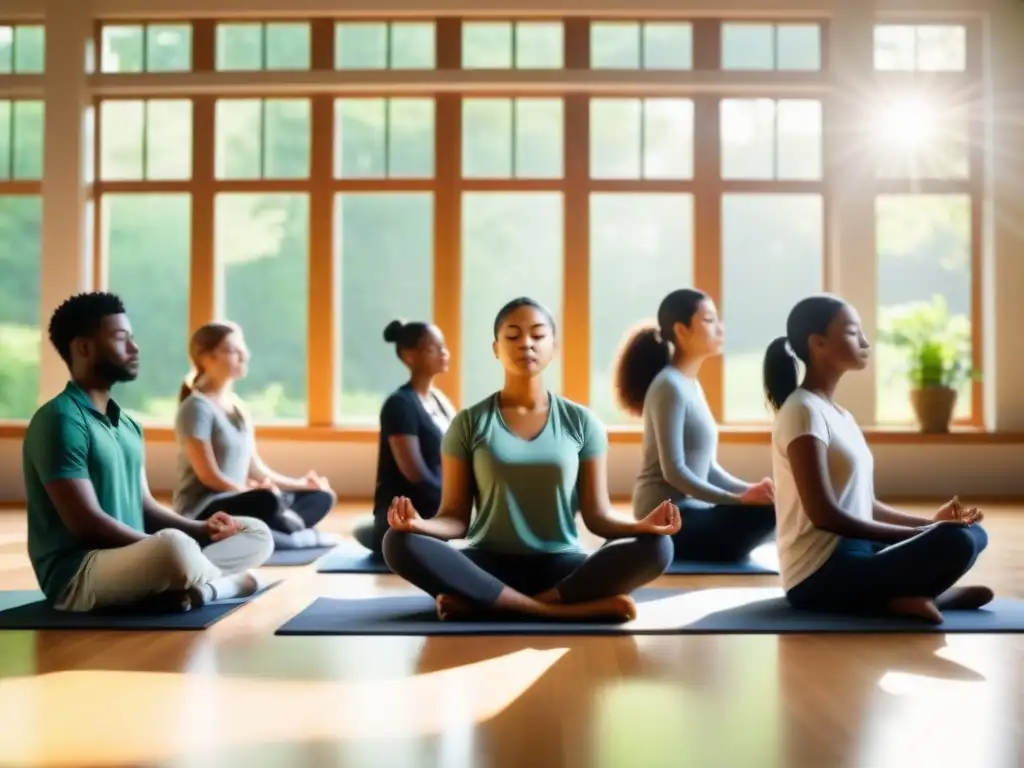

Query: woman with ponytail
[766,294,991,623]
[172,322,337,551]
[351,319,455,556]
[614,289,776,564]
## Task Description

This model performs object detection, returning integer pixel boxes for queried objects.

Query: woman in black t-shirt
[353,319,455,556]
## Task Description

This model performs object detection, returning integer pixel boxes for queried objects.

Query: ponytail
[763,336,799,412]
[613,324,671,418]
[178,367,202,404]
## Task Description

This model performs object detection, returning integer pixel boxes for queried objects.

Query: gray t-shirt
[172,392,254,519]
[632,366,749,518]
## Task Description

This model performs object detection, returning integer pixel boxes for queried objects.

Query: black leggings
[382,530,673,606]
[673,503,777,562]
[197,489,334,546]
[786,523,988,613]
[353,514,388,557]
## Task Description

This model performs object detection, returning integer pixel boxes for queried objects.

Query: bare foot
[887,596,943,624]
[436,594,473,621]
[936,586,994,611]
[544,595,637,623]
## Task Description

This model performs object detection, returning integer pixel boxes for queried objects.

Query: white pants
[55,517,274,612]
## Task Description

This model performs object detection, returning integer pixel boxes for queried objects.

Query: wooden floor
[1,503,1022,768]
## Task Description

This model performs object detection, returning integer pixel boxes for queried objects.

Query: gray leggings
[382,530,673,606]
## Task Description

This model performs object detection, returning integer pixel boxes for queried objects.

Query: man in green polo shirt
[22,292,274,612]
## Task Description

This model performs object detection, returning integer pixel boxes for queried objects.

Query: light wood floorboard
[0,503,1021,767]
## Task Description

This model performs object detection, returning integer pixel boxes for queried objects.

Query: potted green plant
[876,295,977,433]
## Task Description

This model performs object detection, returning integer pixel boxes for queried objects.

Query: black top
[373,383,452,518]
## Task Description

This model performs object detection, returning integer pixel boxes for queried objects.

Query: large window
[589,194,694,425]
[722,195,824,422]
[462,193,564,406]
[103,195,192,421]
[216,193,309,423]
[875,195,972,424]
[336,193,434,424]
[0,196,42,418]
[18,16,980,431]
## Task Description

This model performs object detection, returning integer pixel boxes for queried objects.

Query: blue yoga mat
[316,543,779,576]
[0,583,277,631]
[275,586,1024,636]
[265,546,337,567]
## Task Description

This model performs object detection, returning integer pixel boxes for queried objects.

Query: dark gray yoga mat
[317,543,779,576]
[0,582,277,631]
[265,546,338,567]
[275,586,1024,636]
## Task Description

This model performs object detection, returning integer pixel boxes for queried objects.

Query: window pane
[0,196,42,418]
[515,99,563,178]
[11,101,44,180]
[876,195,972,424]
[916,25,966,71]
[0,27,11,73]
[642,23,692,69]
[777,100,822,180]
[335,99,385,178]
[104,194,191,422]
[721,99,775,179]
[146,24,191,71]
[263,99,311,179]
[591,22,640,69]
[13,25,45,73]
[874,25,915,71]
[216,194,309,423]
[388,99,434,177]
[462,22,512,68]
[643,99,694,179]
[336,22,387,69]
[0,102,8,178]
[590,99,641,179]
[336,193,434,423]
[516,22,563,68]
[102,25,144,73]
[872,97,969,179]
[216,23,263,71]
[145,100,192,180]
[391,23,435,69]
[723,195,824,422]
[100,100,145,180]
[215,100,262,179]
[266,23,310,70]
[722,23,774,70]
[462,99,512,178]
[462,193,563,404]
[589,194,694,425]
[777,24,820,70]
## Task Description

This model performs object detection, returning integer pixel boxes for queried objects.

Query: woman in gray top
[172,322,337,551]
[614,289,776,563]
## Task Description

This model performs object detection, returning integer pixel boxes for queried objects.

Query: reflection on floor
[0,503,1021,768]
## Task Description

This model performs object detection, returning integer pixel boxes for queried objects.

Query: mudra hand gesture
[387,496,422,533]
[636,500,682,536]
[934,496,983,525]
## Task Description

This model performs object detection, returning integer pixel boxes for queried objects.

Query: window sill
[1,422,1023,445]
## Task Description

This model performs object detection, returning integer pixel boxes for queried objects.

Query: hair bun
[383,319,404,343]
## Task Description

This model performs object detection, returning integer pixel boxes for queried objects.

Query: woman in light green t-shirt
[382,297,680,623]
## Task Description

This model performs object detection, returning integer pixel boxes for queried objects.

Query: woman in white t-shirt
[762,294,991,624]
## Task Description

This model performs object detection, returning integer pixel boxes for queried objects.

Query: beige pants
[55,517,274,612]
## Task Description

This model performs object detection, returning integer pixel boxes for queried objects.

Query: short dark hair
[493,297,556,339]
[763,294,847,412]
[48,292,127,366]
